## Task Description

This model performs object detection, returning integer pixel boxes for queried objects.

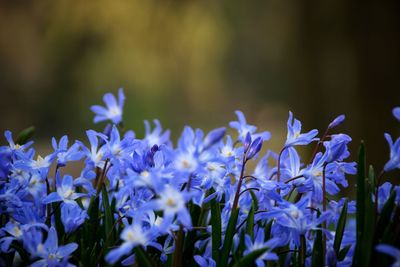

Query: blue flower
[384,133,400,172]
[143,119,171,147]
[284,111,318,148]
[300,153,340,202]
[203,127,226,151]
[91,88,125,124]
[323,134,352,163]
[244,228,279,267]
[194,255,216,267]
[145,185,192,231]
[104,126,137,161]
[328,115,345,129]
[52,135,84,167]
[0,130,33,155]
[393,107,400,122]
[229,110,271,142]
[29,227,78,267]
[61,203,88,234]
[79,130,108,169]
[14,152,56,179]
[105,222,159,264]
[42,174,85,205]
[376,244,400,267]
[265,198,330,246]
[246,135,263,161]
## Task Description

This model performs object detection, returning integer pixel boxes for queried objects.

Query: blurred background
[1,1,400,175]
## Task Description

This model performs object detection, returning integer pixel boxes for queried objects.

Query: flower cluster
[0,89,399,267]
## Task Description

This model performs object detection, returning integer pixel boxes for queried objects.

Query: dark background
[1,1,400,175]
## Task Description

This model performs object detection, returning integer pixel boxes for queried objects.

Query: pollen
[182,160,191,169]
[140,171,150,178]
[166,198,177,207]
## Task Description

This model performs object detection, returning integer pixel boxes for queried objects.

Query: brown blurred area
[0,1,400,172]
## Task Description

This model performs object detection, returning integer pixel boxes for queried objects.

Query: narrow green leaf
[333,200,348,256]
[264,220,273,241]
[246,204,255,240]
[231,247,269,267]
[102,186,115,249]
[210,194,221,264]
[219,208,239,267]
[299,234,306,267]
[82,195,100,265]
[233,229,246,263]
[337,244,351,261]
[16,126,35,145]
[52,202,65,242]
[368,165,376,190]
[311,230,323,267]
[182,202,201,266]
[134,246,157,267]
[353,142,365,267]
[375,190,396,242]
[362,164,375,267]
[250,190,259,211]
[10,242,30,262]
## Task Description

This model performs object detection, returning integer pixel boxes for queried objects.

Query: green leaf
[16,126,35,145]
[231,247,269,267]
[233,229,246,263]
[250,190,259,211]
[362,165,375,267]
[134,246,157,267]
[333,200,348,256]
[264,220,273,241]
[210,194,221,264]
[311,230,323,267]
[10,242,30,262]
[338,244,351,261]
[299,234,306,267]
[219,208,239,267]
[246,204,255,240]
[102,186,115,250]
[353,142,365,267]
[82,195,100,265]
[375,190,396,242]
[52,202,65,242]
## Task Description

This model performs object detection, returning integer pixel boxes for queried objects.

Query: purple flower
[91,88,125,124]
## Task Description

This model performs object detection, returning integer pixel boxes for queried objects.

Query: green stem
[299,235,306,267]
